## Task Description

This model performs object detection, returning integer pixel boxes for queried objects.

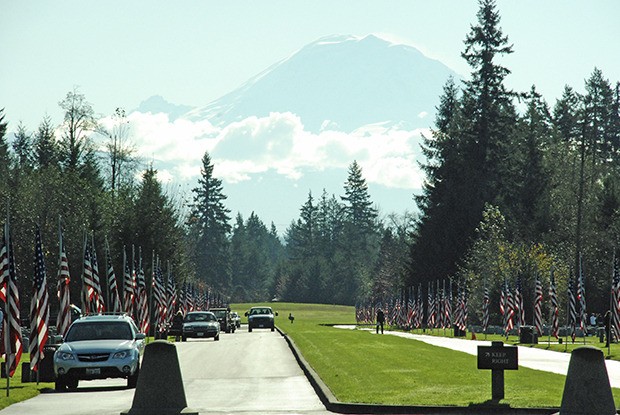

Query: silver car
[182,311,220,341]
[53,314,145,391]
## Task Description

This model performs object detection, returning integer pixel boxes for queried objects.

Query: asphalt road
[0,326,331,415]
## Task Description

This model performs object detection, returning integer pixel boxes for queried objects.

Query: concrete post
[559,346,615,415]
[121,340,198,415]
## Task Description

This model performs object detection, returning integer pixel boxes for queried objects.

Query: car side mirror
[275,312,279,316]
[244,312,248,317]
[135,333,146,340]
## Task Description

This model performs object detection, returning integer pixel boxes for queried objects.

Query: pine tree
[410,0,516,285]
[34,115,61,169]
[188,151,231,291]
[12,121,34,171]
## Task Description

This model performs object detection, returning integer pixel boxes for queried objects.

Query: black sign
[477,345,518,370]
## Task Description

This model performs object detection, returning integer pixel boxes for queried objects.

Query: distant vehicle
[230,311,241,328]
[245,306,278,332]
[53,314,146,391]
[182,311,221,341]
[210,307,236,333]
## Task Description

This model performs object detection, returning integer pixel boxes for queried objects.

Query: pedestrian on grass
[288,313,295,324]
[376,308,385,334]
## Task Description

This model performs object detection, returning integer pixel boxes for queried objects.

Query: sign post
[477,341,518,401]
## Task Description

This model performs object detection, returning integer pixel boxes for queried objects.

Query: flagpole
[609,252,614,357]
[5,213,11,397]
[148,250,155,341]
[565,280,569,352]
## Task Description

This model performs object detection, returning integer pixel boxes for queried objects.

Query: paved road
[0,326,330,415]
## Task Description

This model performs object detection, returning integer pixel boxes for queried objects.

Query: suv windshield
[66,322,133,341]
[250,308,271,315]
[211,310,226,319]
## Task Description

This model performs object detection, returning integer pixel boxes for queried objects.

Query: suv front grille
[77,353,110,362]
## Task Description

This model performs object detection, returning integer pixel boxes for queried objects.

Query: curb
[277,326,558,415]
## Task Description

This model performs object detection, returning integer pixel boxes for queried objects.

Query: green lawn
[0,354,54,411]
[232,302,620,408]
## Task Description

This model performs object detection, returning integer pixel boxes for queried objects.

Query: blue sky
[1,1,619,229]
[2,1,618,129]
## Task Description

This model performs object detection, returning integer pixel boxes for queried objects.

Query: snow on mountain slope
[184,34,458,133]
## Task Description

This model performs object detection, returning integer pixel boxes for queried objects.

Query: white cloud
[120,111,427,190]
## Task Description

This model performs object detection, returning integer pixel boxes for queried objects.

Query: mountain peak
[184,34,458,132]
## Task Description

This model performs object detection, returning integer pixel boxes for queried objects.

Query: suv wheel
[214,334,220,341]
[248,326,252,332]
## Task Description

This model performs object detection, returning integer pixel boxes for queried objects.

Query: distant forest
[1,0,620,328]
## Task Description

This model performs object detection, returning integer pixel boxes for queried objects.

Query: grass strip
[231,302,620,408]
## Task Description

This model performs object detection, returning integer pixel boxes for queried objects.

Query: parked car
[230,311,241,328]
[182,311,220,341]
[209,307,236,333]
[53,314,146,391]
[245,306,278,332]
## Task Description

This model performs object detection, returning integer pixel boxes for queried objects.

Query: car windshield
[65,321,133,341]
[185,313,216,322]
[250,308,271,315]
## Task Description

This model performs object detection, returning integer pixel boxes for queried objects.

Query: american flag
[81,240,96,313]
[499,279,506,323]
[136,250,149,334]
[515,276,525,330]
[577,254,587,334]
[427,282,435,328]
[445,279,452,329]
[611,254,620,341]
[56,225,72,337]
[89,236,104,313]
[549,267,559,339]
[1,222,23,378]
[533,273,543,336]
[437,281,445,329]
[105,241,122,313]
[568,278,577,342]
[482,283,489,333]
[456,281,467,332]
[505,281,515,335]
[416,284,423,329]
[152,260,166,330]
[29,226,50,372]
[165,270,177,327]
[122,247,134,316]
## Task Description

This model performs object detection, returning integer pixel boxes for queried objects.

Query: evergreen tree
[188,151,231,292]
[34,115,60,169]
[410,0,516,285]
[12,121,34,171]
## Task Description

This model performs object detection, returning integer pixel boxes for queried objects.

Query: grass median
[231,302,620,408]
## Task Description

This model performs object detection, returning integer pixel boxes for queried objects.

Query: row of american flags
[0,219,226,381]
[356,253,620,343]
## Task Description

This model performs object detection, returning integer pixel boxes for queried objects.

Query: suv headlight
[57,351,75,361]
[113,350,130,359]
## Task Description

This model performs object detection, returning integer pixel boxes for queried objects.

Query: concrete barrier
[121,340,198,415]
[558,346,615,415]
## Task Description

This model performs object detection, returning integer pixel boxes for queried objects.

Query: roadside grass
[231,302,620,408]
[0,354,54,411]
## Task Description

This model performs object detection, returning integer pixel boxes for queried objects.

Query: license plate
[259,324,264,328]
[197,332,204,336]
[86,368,100,375]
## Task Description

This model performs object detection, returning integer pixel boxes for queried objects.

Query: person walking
[376,308,385,334]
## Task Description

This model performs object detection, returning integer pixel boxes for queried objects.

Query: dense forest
[1,0,620,331]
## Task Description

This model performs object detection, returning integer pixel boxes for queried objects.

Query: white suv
[53,314,145,391]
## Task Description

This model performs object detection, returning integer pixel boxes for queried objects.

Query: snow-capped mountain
[184,34,458,132]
